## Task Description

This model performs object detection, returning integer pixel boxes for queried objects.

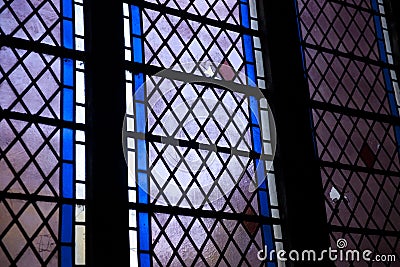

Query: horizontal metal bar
[303,42,397,70]
[125,0,260,36]
[0,36,86,60]
[129,202,281,224]
[320,160,400,178]
[124,131,274,160]
[0,191,86,205]
[330,224,400,237]
[327,0,385,17]
[311,101,400,126]
[0,109,86,130]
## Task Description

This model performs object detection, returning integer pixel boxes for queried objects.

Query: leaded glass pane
[0,199,59,266]
[0,0,85,50]
[0,0,86,265]
[151,213,266,266]
[296,0,400,262]
[0,47,62,118]
[144,0,242,25]
[124,0,282,266]
[0,0,62,46]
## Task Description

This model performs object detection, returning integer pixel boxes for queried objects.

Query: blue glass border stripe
[244,35,255,63]
[135,103,146,133]
[62,0,73,19]
[241,4,250,28]
[63,20,73,50]
[130,5,150,261]
[140,253,151,267]
[61,246,72,267]
[134,73,145,100]
[62,128,74,161]
[250,96,260,124]
[240,0,275,260]
[371,0,400,154]
[62,163,74,198]
[130,5,142,36]
[61,204,73,242]
[137,139,147,171]
[63,88,74,122]
[138,212,150,251]
[63,59,74,87]
[262,225,274,259]
[61,1,75,266]
[138,172,148,204]
[133,37,143,63]
[259,190,270,217]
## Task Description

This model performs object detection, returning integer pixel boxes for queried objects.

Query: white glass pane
[76,144,85,181]
[381,17,387,29]
[76,205,85,222]
[76,106,86,123]
[258,79,266,89]
[126,71,133,81]
[273,225,282,239]
[127,117,135,132]
[268,173,278,206]
[130,249,138,267]
[263,142,272,155]
[271,209,280,218]
[76,60,85,70]
[76,71,85,104]
[76,183,85,199]
[261,110,271,141]
[126,83,134,115]
[128,189,136,203]
[128,151,136,187]
[75,5,84,36]
[75,225,85,264]
[254,37,261,49]
[251,20,258,30]
[76,130,85,142]
[129,210,137,228]
[128,138,135,150]
[125,49,132,61]
[129,230,137,250]
[124,18,131,47]
[249,0,257,18]
[76,38,85,51]
[123,3,130,17]
[255,50,265,77]
[384,30,392,53]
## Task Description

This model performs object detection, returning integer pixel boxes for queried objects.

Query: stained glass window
[0,0,86,265]
[123,0,283,266]
[296,0,400,262]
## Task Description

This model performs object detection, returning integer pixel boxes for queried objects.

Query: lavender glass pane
[0,47,62,119]
[140,8,248,83]
[323,167,400,232]
[144,0,241,25]
[0,199,59,265]
[312,109,400,172]
[0,119,61,196]
[297,0,379,60]
[151,213,264,266]
[0,0,62,46]
[146,76,252,150]
[304,49,392,114]
[148,143,261,214]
